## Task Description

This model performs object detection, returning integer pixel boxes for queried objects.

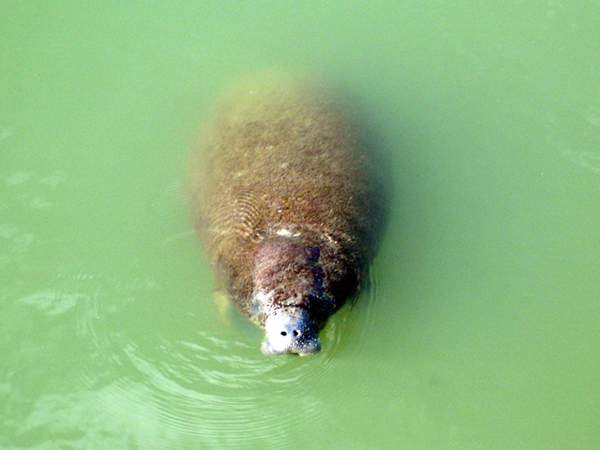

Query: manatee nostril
[280,330,300,337]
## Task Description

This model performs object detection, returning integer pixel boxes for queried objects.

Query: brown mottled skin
[190,73,383,355]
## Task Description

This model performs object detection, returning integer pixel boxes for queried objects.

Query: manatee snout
[262,308,321,356]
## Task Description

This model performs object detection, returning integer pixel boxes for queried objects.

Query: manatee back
[190,72,382,319]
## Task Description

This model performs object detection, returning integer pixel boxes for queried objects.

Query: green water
[2,1,599,449]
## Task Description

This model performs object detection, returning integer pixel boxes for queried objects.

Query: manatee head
[261,307,321,356]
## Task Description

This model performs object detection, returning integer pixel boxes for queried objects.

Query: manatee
[189,71,384,355]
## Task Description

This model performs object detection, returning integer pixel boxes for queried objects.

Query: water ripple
[8,257,384,449]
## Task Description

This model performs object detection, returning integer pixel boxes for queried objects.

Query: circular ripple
[38,258,386,448]
[113,330,336,448]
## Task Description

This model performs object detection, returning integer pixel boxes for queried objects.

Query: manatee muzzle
[261,308,321,356]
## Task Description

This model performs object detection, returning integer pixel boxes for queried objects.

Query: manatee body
[190,72,383,355]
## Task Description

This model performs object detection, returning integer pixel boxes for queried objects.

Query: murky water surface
[2,1,599,449]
